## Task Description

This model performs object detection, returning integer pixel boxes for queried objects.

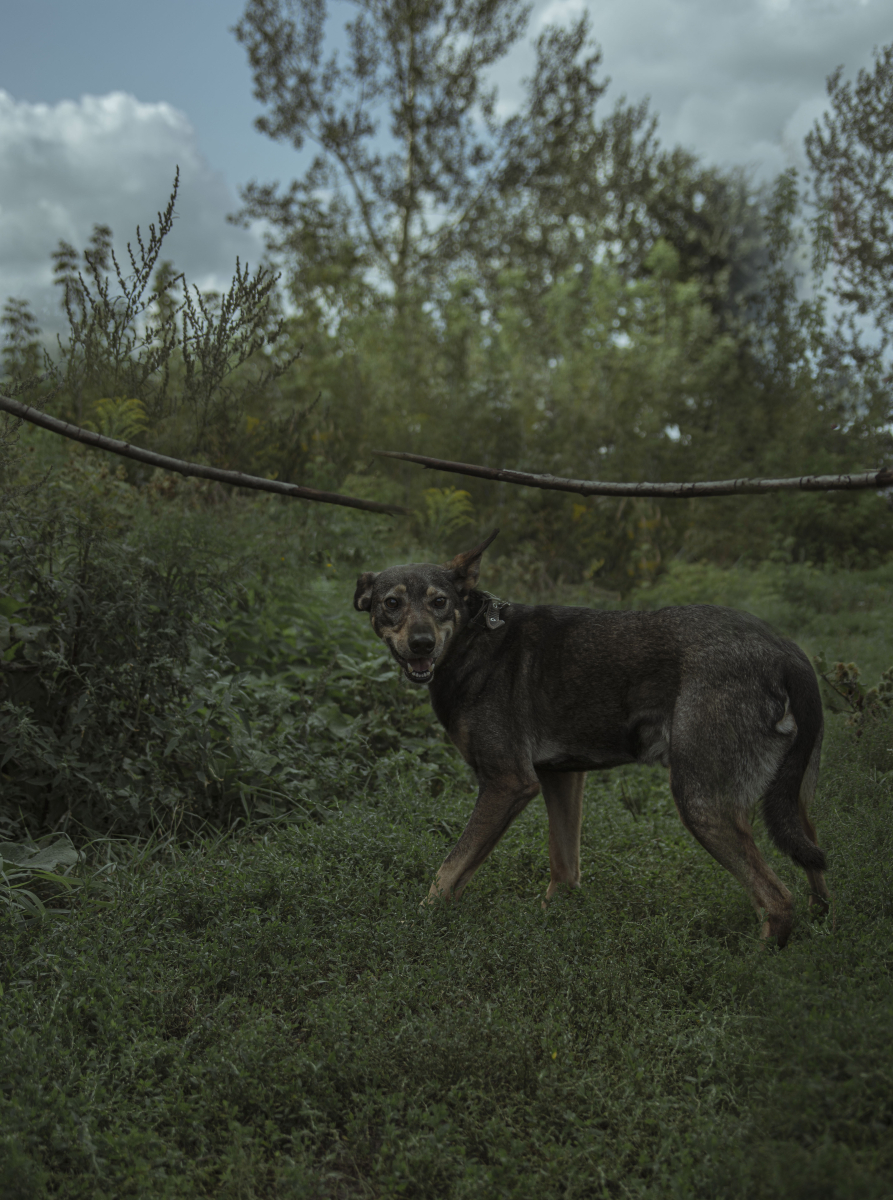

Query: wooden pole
[0,393,409,516]
[374,449,893,499]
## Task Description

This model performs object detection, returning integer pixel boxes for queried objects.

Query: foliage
[6,34,893,594]
[0,174,312,489]
[0,489,237,837]
[225,11,893,582]
[807,42,893,356]
[232,157,890,586]
[0,464,461,843]
[1,298,48,509]
[336,229,891,579]
[233,0,612,304]
[1,708,891,1197]
[233,0,766,329]
[417,486,475,556]
[812,655,893,728]
[1,298,45,390]
[81,396,149,441]
[45,174,302,461]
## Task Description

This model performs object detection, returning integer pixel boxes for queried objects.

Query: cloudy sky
[1,0,889,334]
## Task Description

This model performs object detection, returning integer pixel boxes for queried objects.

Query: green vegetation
[5,14,892,589]
[2,10,893,1195]
[2,654,891,1197]
[1,472,892,1195]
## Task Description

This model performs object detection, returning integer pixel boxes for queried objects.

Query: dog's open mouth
[405,656,434,683]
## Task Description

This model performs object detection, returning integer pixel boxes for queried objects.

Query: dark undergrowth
[1,709,891,1198]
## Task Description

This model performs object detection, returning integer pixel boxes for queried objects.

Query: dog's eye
[432,597,447,609]
[384,596,400,610]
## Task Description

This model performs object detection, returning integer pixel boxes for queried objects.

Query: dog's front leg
[427,771,541,901]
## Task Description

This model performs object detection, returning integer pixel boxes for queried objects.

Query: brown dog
[354,532,829,945]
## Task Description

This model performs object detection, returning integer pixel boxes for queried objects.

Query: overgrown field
[4,24,893,1191]
[2,485,893,1198]
[2,717,892,1198]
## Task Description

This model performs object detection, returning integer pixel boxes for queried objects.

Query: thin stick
[0,393,409,515]
[374,450,893,499]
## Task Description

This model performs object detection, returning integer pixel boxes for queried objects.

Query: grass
[2,709,892,1198]
[3,486,893,1198]
[629,559,893,681]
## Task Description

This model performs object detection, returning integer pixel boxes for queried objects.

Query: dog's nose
[408,630,436,655]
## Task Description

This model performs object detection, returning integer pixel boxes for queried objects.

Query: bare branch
[0,393,409,515]
[374,449,893,498]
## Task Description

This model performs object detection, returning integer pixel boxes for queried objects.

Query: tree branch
[304,119,391,266]
[0,393,409,515]
[374,449,893,498]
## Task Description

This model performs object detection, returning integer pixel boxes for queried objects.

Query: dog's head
[354,531,498,685]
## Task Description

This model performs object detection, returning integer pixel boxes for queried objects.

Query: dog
[354,532,829,946]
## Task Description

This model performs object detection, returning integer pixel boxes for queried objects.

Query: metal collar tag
[476,592,508,630]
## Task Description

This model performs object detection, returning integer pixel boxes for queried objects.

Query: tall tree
[806,42,893,359]
[233,1,671,309]
[234,0,768,334]
[234,0,532,306]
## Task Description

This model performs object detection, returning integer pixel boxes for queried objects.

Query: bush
[0,463,462,843]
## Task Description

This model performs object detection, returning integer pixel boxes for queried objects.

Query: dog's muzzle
[405,655,434,683]
[399,629,438,684]
[384,639,437,684]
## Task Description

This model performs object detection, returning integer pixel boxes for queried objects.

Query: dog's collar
[472,591,510,631]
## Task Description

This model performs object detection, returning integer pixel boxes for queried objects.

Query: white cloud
[536,0,586,31]
[486,0,893,185]
[0,90,266,336]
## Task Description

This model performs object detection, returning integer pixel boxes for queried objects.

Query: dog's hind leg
[536,768,585,901]
[797,739,830,915]
[671,784,795,947]
[427,771,541,901]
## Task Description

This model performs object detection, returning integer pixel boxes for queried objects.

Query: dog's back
[431,600,812,776]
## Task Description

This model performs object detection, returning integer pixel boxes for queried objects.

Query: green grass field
[3,710,892,1198]
[2,527,893,1198]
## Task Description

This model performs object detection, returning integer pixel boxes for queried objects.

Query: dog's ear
[444,529,499,595]
[353,571,378,612]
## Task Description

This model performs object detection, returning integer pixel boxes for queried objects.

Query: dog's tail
[762,657,827,873]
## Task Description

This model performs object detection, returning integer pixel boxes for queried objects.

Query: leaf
[0,596,26,618]
[248,751,281,775]
[9,624,50,642]
[84,397,149,441]
[0,886,47,920]
[0,836,81,871]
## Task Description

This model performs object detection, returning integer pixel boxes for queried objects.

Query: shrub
[0,471,461,842]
